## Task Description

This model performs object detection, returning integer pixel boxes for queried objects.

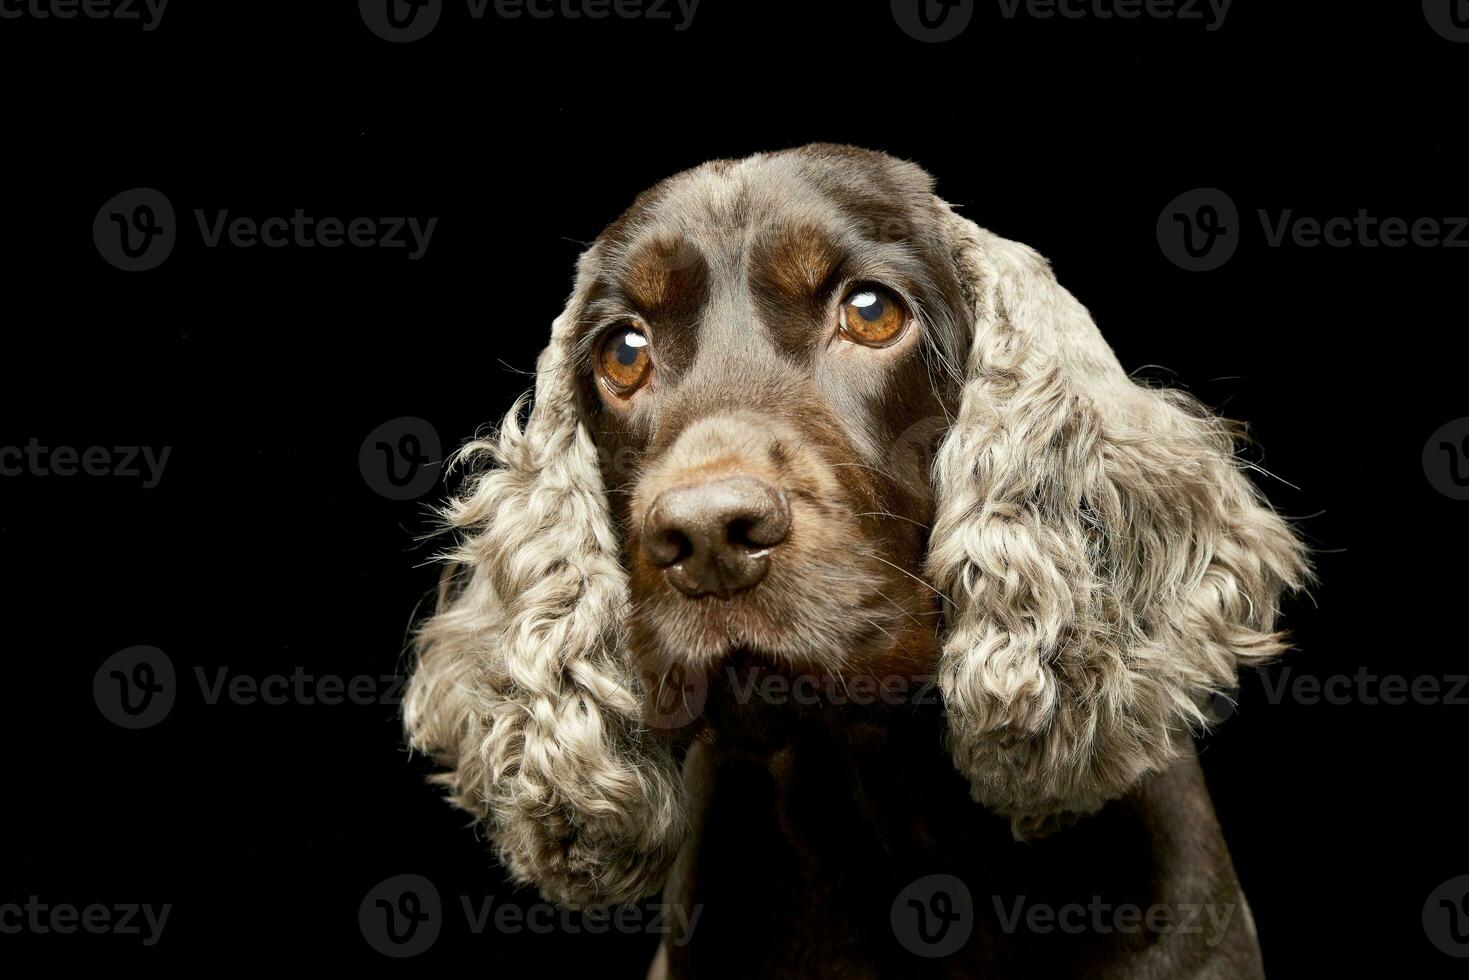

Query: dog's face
[571,148,967,704]
[405,145,1308,906]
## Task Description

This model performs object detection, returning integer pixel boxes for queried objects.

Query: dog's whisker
[869,585,929,630]
[828,460,905,483]
[861,616,899,646]
[854,510,931,529]
[863,552,953,605]
[830,670,853,703]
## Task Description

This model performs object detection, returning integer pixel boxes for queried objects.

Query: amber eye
[598,323,652,395]
[839,286,909,346]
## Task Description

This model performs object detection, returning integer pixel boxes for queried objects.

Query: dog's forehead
[622,148,928,251]
[641,150,892,233]
[593,145,940,315]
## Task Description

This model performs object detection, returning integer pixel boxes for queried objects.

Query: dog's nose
[642,476,791,597]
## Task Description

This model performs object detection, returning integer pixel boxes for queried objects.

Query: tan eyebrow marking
[623,235,702,314]
[757,225,842,300]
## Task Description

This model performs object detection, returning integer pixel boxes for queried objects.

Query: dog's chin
[639,639,944,759]
[629,562,942,747]
[629,585,906,678]
[641,648,837,753]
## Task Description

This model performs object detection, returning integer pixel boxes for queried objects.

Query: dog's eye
[839,286,909,347]
[598,323,652,395]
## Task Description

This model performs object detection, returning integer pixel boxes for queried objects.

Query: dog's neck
[663,682,1257,978]
[684,678,1006,868]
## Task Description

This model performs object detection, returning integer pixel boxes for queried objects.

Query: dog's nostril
[641,476,790,597]
[645,526,694,567]
[726,518,758,551]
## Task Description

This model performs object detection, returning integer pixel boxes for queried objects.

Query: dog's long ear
[927,207,1310,835]
[404,275,684,906]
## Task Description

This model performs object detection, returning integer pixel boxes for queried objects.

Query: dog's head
[404,145,1308,905]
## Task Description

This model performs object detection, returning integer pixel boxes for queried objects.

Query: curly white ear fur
[403,285,685,906]
[928,208,1310,835]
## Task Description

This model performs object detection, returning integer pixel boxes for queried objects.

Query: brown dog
[405,144,1308,977]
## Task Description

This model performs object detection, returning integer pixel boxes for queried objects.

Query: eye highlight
[597,323,652,396]
[839,286,909,347]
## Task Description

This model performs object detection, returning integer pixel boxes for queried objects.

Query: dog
[403,145,1309,978]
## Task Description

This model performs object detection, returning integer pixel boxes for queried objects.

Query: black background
[1,0,1465,973]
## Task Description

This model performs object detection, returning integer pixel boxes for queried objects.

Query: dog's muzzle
[640,475,790,598]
